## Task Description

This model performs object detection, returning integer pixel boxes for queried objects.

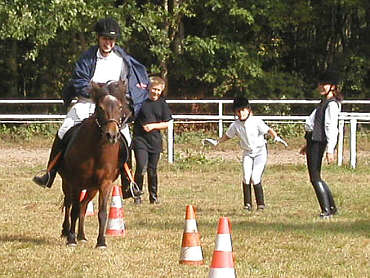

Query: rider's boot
[242,182,252,211]
[33,134,64,188]
[253,183,265,210]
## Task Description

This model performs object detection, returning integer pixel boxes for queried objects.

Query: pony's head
[91,81,127,144]
[107,80,133,120]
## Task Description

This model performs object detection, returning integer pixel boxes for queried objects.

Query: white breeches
[58,101,95,139]
[58,100,131,145]
[242,146,267,185]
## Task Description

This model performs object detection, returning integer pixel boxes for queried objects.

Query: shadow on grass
[0,234,55,245]
[129,212,370,239]
[225,219,370,238]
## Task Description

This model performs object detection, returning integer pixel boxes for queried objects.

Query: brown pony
[59,81,131,248]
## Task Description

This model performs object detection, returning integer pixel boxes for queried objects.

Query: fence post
[218,102,223,138]
[350,119,357,168]
[337,119,344,166]
[167,119,174,164]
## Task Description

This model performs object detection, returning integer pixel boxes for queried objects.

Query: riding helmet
[318,70,340,85]
[233,96,250,112]
[94,17,121,39]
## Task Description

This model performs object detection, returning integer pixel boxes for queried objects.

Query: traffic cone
[106,185,125,236]
[179,205,204,265]
[79,190,95,216]
[208,217,236,278]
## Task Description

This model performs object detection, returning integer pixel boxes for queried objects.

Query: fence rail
[1,99,369,168]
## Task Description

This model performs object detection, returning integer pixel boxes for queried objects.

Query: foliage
[0,0,370,100]
[0,123,58,142]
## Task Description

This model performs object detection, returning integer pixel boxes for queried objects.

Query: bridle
[93,81,132,133]
[95,117,121,129]
[94,108,131,131]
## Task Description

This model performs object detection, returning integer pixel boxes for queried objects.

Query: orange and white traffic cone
[106,185,125,236]
[179,205,204,265]
[79,189,95,216]
[208,217,236,278]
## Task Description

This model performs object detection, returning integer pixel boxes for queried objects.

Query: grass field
[0,133,369,278]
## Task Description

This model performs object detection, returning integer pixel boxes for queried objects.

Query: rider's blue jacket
[63,45,149,117]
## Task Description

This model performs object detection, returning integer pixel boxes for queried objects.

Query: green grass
[0,133,369,278]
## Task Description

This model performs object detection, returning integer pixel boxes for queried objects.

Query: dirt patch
[0,147,49,168]
[1,140,368,167]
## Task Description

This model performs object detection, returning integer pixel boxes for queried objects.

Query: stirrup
[129,181,143,199]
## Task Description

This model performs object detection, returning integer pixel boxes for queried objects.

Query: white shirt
[226,116,270,155]
[92,50,124,84]
[305,101,341,153]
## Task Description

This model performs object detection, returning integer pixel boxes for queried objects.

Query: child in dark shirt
[132,76,172,204]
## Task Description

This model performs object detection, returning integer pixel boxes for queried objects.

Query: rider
[33,17,149,188]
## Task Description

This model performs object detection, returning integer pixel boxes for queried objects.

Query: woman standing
[300,71,343,218]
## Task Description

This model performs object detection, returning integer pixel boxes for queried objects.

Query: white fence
[1,99,369,168]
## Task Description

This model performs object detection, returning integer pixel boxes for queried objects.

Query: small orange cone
[79,189,95,216]
[208,217,236,278]
[106,185,125,236]
[179,205,204,265]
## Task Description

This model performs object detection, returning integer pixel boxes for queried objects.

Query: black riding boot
[33,134,64,188]
[321,181,337,215]
[312,180,331,218]
[253,183,265,210]
[148,169,159,204]
[242,183,252,211]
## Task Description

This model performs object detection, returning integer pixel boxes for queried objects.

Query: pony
[58,80,131,248]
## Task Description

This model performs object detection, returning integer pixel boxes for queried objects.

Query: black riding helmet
[233,96,250,113]
[94,17,120,39]
[318,70,340,85]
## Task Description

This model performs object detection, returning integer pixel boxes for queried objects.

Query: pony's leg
[67,190,80,247]
[78,189,98,242]
[61,196,71,238]
[96,184,112,248]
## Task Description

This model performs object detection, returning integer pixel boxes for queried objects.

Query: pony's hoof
[66,242,77,248]
[77,235,88,242]
[95,244,107,249]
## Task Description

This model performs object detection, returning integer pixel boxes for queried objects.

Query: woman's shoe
[319,211,332,219]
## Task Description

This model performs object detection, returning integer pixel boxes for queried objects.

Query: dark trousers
[306,135,326,184]
[134,149,160,202]
[306,133,337,214]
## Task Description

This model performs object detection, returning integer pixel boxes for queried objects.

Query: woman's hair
[332,85,344,102]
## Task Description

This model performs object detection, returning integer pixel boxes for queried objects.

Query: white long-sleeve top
[305,101,341,154]
[226,116,270,155]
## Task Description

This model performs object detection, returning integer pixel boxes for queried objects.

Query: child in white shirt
[216,97,287,211]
